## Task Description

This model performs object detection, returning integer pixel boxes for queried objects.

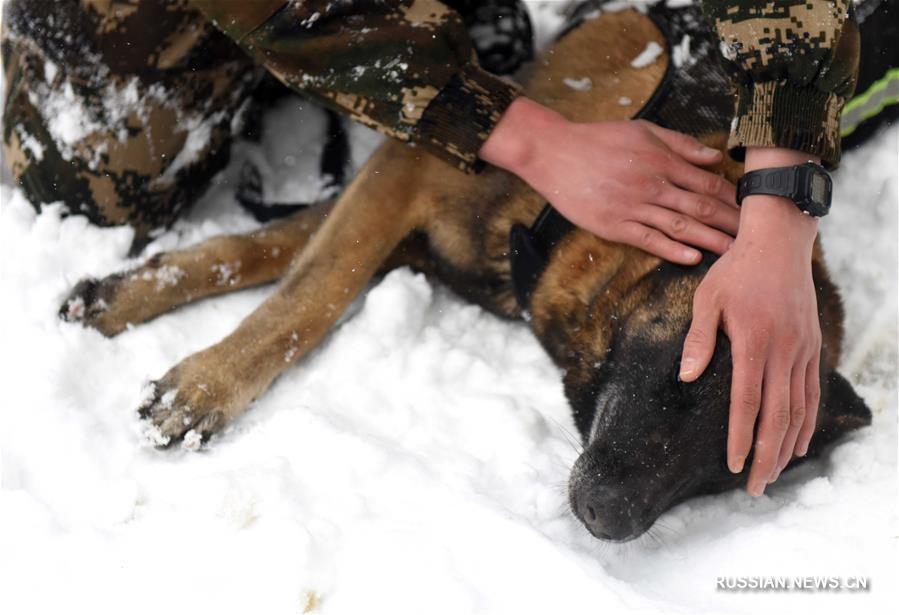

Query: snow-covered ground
[1,2,897,614]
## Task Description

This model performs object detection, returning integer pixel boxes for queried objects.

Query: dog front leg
[136,142,424,448]
[60,203,333,336]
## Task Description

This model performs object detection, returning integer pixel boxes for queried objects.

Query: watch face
[810,173,828,205]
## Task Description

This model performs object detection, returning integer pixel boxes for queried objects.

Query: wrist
[738,147,820,253]
[739,195,818,247]
[479,97,566,176]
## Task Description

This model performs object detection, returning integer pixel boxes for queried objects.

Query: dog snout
[571,483,643,541]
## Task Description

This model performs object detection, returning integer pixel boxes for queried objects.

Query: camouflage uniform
[702,0,859,168]
[1,0,263,248]
[1,0,859,249]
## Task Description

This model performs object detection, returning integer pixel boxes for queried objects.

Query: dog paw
[137,346,250,450]
[60,277,109,322]
[59,274,126,336]
[137,379,227,450]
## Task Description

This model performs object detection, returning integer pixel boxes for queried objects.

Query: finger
[680,286,720,382]
[643,123,723,166]
[656,187,740,237]
[618,221,701,265]
[795,352,822,456]
[668,161,738,206]
[747,360,791,496]
[727,338,765,474]
[772,361,807,482]
[637,205,735,255]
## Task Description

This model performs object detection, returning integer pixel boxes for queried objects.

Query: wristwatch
[736,162,832,217]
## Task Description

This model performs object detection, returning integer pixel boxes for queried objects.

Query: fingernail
[679,358,696,380]
[729,455,745,474]
[797,442,808,457]
[769,466,782,483]
[683,249,701,262]
[702,146,720,157]
[748,480,765,497]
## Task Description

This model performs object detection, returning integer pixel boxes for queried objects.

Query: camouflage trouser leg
[1,0,263,251]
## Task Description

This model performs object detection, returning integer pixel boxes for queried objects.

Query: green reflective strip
[841,68,899,137]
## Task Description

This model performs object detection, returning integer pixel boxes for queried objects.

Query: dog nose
[577,497,604,535]
[573,485,639,541]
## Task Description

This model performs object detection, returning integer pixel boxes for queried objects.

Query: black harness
[509,205,575,308]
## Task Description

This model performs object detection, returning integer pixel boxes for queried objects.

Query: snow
[37,80,103,152]
[1,2,897,614]
[631,40,665,68]
[564,76,594,91]
[24,50,225,177]
[43,60,58,84]
[210,261,242,287]
[137,264,186,290]
[17,129,44,162]
[672,34,693,68]
[182,429,204,452]
[235,98,344,205]
[159,110,228,182]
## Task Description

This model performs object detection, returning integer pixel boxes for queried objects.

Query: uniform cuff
[728,81,845,170]
[413,63,521,174]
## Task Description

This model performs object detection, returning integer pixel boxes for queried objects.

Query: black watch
[736,162,832,217]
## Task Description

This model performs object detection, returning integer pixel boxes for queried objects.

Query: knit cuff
[728,81,846,170]
[413,63,521,174]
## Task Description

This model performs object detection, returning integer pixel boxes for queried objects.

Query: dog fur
[60,9,871,541]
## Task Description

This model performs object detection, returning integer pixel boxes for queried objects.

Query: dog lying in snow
[60,7,872,541]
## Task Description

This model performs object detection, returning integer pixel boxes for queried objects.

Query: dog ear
[807,370,872,454]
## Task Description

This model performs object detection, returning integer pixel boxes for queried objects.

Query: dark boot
[446,0,534,76]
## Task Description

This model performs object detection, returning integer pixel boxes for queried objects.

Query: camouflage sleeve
[701,0,860,168]
[186,0,520,173]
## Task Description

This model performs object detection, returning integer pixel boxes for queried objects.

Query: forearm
[188,0,520,173]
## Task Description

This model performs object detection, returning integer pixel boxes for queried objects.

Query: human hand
[679,147,823,496]
[479,97,740,263]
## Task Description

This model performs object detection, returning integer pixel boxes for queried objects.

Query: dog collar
[509,204,575,309]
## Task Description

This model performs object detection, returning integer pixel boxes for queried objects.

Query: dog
[58,6,872,542]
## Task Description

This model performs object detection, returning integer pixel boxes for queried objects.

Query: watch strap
[736,167,797,205]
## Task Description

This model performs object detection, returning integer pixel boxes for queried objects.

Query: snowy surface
[631,41,665,68]
[1,2,897,614]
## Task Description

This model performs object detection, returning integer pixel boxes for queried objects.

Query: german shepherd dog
[59,6,873,542]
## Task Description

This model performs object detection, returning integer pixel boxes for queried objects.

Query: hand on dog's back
[479,97,740,264]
